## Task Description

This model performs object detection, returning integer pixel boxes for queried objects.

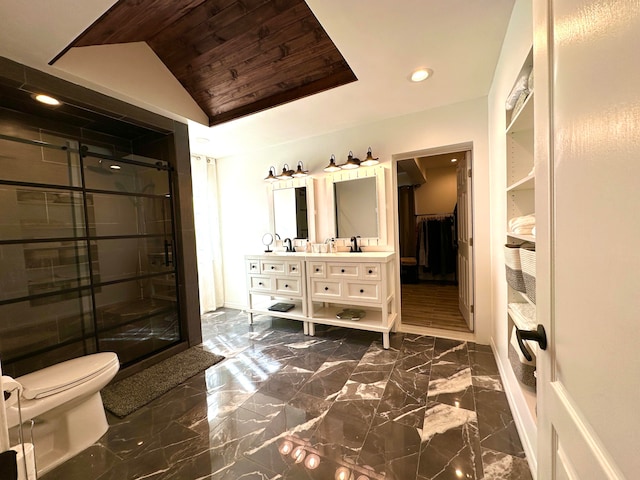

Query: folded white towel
[508,214,535,231]
[512,225,534,235]
[531,226,536,237]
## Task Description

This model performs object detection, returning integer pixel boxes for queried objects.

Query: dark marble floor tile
[468,342,493,353]
[176,455,280,480]
[299,359,359,399]
[418,402,482,480]
[482,448,533,479]
[432,338,469,364]
[41,445,119,480]
[240,391,288,419]
[403,334,436,347]
[469,350,500,376]
[375,368,429,429]
[255,364,314,402]
[396,344,433,376]
[335,379,387,402]
[326,342,370,361]
[350,345,399,383]
[284,351,331,372]
[427,367,475,411]
[475,388,526,458]
[472,375,504,392]
[358,419,422,480]
[310,399,378,463]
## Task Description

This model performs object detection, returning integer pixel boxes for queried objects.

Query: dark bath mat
[102,347,224,418]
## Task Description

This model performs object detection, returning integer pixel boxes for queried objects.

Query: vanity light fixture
[264,166,278,182]
[277,163,295,179]
[292,160,309,178]
[360,147,379,166]
[324,154,341,173]
[340,150,361,170]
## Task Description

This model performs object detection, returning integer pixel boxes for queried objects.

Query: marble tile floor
[43,308,533,480]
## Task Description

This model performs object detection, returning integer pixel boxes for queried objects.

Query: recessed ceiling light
[410,68,432,82]
[109,164,121,170]
[451,158,458,163]
[33,94,61,106]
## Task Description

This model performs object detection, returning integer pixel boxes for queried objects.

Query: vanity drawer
[246,260,260,273]
[249,275,272,292]
[327,263,359,279]
[261,260,285,274]
[275,277,301,295]
[345,281,381,302]
[311,279,341,299]
[286,261,302,276]
[361,264,381,280]
[309,262,325,278]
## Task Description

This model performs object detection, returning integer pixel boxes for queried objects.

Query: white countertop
[248,251,395,260]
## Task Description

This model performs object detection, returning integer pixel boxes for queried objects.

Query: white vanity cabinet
[245,252,397,348]
[245,254,308,328]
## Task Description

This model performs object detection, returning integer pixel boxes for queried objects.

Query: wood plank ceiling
[53,0,357,126]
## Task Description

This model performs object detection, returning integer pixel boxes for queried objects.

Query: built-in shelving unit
[505,48,537,423]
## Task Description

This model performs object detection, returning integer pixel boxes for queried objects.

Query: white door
[456,151,473,330]
[535,0,640,478]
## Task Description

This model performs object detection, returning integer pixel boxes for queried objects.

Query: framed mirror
[328,165,386,245]
[268,177,316,242]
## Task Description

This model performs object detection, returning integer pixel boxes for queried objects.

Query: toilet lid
[17,352,119,400]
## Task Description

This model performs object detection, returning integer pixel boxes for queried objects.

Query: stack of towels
[508,214,535,236]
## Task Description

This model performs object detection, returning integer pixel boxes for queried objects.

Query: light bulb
[278,440,293,455]
[304,453,320,469]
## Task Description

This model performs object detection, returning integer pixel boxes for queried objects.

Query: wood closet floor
[401,283,471,332]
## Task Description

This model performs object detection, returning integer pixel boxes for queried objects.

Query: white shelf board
[507,174,535,192]
[309,305,395,333]
[506,232,536,243]
[506,91,534,134]
[248,297,307,322]
[507,302,537,330]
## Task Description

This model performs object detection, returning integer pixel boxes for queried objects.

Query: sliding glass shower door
[0,133,181,376]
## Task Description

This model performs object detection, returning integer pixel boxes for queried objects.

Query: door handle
[515,325,548,361]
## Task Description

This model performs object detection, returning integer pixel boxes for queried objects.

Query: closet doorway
[396,146,474,333]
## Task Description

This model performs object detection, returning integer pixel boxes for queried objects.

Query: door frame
[391,142,475,338]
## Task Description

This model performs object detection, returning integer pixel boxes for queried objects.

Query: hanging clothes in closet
[416,213,457,281]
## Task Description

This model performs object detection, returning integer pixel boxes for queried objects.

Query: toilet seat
[17,352,119,400]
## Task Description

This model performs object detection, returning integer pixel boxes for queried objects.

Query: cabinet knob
[368,269,373,274]
[258,282,263,286]
[292,267,296,271]
[341,269,345,273]
[360,289,364,293]
[271,266,274,270]
[252,265,256,269]
[315,268,320,272]
[285,284,289,288]
[324,286,329,291]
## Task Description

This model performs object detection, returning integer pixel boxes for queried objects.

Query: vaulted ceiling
[53,0,356,126]
[0,0,517,158]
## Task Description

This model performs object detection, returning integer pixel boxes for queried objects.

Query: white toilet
[4,352,120,475]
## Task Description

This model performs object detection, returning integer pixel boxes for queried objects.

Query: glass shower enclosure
[0,132,182,376]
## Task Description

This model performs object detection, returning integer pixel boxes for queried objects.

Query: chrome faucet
[284,238,294,252]
[350,236,362,253]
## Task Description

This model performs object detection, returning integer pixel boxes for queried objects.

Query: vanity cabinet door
[345,281,380,302]
[311,279,342,299]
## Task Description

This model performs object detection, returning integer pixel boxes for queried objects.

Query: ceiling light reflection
[304,453,320,469]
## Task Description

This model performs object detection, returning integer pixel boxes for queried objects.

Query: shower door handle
[164,240,172,267]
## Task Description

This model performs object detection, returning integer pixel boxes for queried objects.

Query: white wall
[216,95,493,343]
[487,0,536,470]
[414,165,458,215]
